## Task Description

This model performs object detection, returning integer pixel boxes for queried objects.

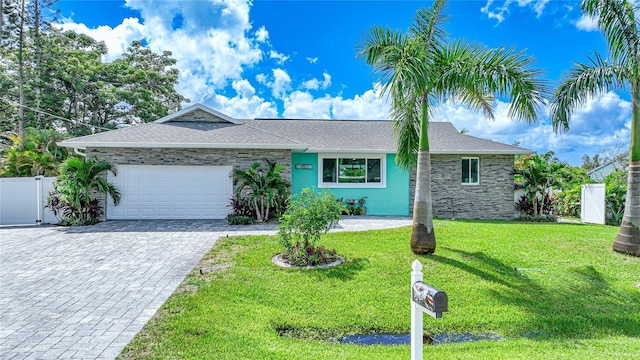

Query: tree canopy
[1,1,188,137]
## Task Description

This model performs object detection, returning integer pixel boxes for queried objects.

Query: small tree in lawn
[278,188,346,266]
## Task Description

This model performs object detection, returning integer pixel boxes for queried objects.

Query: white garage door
[107,165,233,220]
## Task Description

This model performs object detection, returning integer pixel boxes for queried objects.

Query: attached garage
[107,165,233,220]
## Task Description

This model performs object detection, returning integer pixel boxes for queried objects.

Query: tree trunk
[613,83,640,256]
[410,95,436,254]
[410,149,436,254]
[34,0,42,128]
[613,161,640,255]
[17,0,26,138]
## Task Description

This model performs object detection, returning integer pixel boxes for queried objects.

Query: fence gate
[0,176,57,225]
[581,184,606,225]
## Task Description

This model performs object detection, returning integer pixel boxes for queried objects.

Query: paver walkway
[0,217,411,359]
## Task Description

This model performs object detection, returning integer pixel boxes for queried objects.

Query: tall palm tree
[550,0,640,256]
[358,0,548,253]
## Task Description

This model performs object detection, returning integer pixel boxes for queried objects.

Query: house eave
[57,142,308,151]
[302,149,397,154]
[431,149,535,155]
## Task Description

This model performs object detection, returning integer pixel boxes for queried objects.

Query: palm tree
[50,157,121,224]
[358,0,548,253]
[233,160,290,222]
[513,154,564,216]
[550,0,639,256]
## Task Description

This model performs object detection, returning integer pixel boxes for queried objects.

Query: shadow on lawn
[423,248,640,339]
[308,258,370,282]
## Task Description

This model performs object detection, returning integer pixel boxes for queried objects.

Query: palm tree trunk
[613,161,640,255]
[410,96,436,254]
[613,86,640,255]
[410,149,437,254]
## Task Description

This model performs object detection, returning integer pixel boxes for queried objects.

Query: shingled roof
[59,103,532,155]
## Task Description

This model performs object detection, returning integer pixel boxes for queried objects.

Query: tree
[0,127,68,177]
[48,157,120,225]
[513,153,564,216]
[358,0,548,253]
[115,41,187,124]
[28,0,58,129]
[550,0,640,256]
[233,160,290,222]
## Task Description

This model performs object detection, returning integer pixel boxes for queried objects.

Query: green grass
[119,220,640,359]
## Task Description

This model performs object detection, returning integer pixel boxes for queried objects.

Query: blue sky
[55,0,632,165]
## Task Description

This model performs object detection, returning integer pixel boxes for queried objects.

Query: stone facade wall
[85,147,292,181]
[409,154,515,220]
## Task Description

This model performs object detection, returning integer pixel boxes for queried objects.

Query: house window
[462,158,479,185]
[319,155,385,188]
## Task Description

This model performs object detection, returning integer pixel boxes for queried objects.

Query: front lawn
[119,220,640,359]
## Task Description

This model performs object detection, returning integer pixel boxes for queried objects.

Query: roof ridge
[253,118,393,123]
[243,121,306,146]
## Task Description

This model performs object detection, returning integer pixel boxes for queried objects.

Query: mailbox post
[411,260,447,360]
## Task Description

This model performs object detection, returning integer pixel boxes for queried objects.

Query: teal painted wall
[291,153,410,216]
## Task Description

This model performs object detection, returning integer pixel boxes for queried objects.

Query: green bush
[554,185,582,217]
[605,170,627,226]
[516,214,557,222]
[47,157,120,226]
[225,214,255,225]
[278,188,346,266]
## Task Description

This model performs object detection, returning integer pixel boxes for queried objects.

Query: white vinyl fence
[0,176,58,225]
[581,184,606,225]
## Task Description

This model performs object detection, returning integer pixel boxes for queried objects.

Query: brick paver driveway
[0,220,278,360]
[0,217,411,359]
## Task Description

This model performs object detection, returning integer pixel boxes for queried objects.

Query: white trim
[317,153,387,189]
[461,157,480,185]
[154,103,243,124]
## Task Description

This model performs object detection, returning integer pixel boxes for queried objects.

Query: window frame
[461,157,480,185]
[318,153,386,189]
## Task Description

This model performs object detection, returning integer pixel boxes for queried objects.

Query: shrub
[47,193,103,226]
[47,157,120,226]
[605,170,627,226]
[516,214,557,222]
[225,214,255,225]
[554,185,581,217]
[515,193,553,216]
[233,160,290,222]
[278,188,346,266]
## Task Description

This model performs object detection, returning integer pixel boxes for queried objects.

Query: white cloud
[431,91,631,165]
[574,14,599,32]
[255,73,267,84]
[321,72,332,89]
[208,79,277,119]
[254,26,269,42]
[331,85,389,120]
[268,69,292,99]
[481,0,551,24]
[60,0,265,103]
[283,91,334,119]
[270,50,290,64]
[301,72,332,91]
[306,57,318,64]
[302,78,320,90]
[56,17,145,62]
